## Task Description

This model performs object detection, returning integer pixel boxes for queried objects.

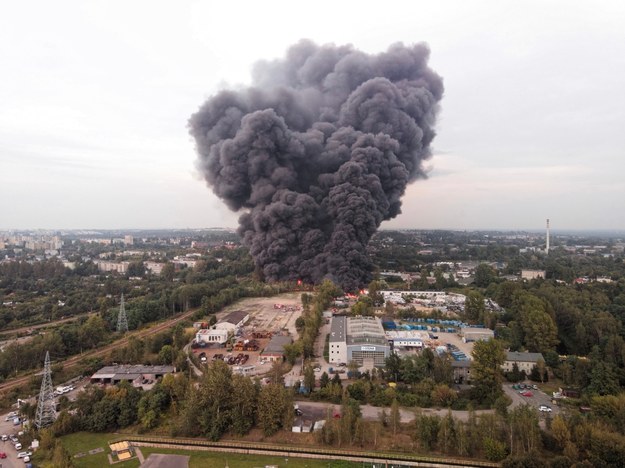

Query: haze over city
[2,0,625,230]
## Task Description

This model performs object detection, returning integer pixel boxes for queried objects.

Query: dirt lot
[192,293,303,376]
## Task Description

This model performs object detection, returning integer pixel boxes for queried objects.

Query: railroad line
[0,308,197,396]
[113,435,500,468]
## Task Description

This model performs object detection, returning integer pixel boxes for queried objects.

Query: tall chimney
[546,218,550,254]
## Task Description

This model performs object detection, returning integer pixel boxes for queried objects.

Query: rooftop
[506,351,544,363]
[92,365,175,377]
[329,315,346,343]
[263,334,293,354]
[221,310,249,325]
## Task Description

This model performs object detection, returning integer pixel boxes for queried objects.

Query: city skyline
[2,1,625,230]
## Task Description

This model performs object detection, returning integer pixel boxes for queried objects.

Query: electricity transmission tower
[117,293,128,333]
[35,351,57,429]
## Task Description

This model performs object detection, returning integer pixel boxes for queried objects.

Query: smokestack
[189,40,444,290]
[546,218,550,254]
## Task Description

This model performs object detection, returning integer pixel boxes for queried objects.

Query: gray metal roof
[262,334,293,354]
[92,365,175,378]
[329,316,346,343]
[221,310,249,325]
[505,351,544,363]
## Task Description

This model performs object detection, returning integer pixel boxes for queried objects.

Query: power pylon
[35,351,57,429]
[117,293,128,333]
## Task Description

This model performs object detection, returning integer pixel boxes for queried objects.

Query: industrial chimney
[546,218,550,254]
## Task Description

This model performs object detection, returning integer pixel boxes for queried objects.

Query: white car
[0,434,7,441]
[17,451,32,458]
[539,405,552,412]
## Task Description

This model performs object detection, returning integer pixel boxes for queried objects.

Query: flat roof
[506,351,544,363]
[346,316,387,346]
[92,365,175,377]
[329,316,346,343]
[263,334,293,354]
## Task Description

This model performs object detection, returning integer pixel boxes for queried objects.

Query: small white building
[196,328,229,344]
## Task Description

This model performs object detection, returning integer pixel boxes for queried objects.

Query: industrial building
[329,316,390,367]
[502,351,545,373]
[217,310,249,331]
[196,327,229,344]
[90,365,175,386]
[195,310,250,345]
[261,334,293,362]
[460,327,494,343]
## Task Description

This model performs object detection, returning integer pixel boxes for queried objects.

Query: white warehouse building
[329,316,390,367]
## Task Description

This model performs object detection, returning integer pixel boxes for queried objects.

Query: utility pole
[35,351,57,429]
[117,293,129,333]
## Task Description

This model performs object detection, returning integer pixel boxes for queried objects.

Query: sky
[2,0,625,231]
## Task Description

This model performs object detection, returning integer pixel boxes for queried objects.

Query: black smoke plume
[189,40,443,291]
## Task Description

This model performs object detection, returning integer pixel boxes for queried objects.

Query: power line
[35,350,57,429]
[117,293,128,333]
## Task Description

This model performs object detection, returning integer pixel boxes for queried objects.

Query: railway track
[0,308,197,396]
[114,435,501,468]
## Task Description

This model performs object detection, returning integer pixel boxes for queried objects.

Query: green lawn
[139,446,360,468]
[60,432,140,468]
[59,433,362,468]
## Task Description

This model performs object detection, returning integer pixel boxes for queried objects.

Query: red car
[521,391,533,397]
[0,451,7,458]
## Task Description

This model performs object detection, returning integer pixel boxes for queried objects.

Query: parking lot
[0,412,29,468]
[503,382,560,417]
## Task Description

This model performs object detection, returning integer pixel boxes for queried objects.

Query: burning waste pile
[189,40,443,291]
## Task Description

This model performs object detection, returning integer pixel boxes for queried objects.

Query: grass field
[139,446,361,467]
[60,432,360,468]
[61,432,140,468]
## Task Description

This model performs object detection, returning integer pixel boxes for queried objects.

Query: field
[59,432,360,468]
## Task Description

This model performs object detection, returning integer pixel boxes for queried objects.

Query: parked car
[539,405,552,412]
[14,442,22,450]
[9,435,18,443]
[1,434,7,441]
[521,391,533,397]
[0,451,6,459]
[17,451,33,458]
[532,384,538,390]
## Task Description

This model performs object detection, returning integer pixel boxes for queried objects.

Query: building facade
[503,351,545,373]
[329,316,390,367]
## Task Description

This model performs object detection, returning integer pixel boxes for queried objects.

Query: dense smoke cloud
[189,40,443,290]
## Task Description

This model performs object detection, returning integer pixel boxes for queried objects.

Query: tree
[196,360,234,440]
[551,415,570,450]
[471,339,506,405]
[385,352,402,382]
[475,264,496,288]
[231,374,258,435]
[257,383,292,436]
[390,398,401,436]
[319,371,330,389]
[303,364,315,394]
[158,345,175,365]
[465,291,485,323]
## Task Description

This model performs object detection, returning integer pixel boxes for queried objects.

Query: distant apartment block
[521,269,546,280]
[95,260,130,274]
[144,261,165,275]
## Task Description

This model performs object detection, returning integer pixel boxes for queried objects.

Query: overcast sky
[2,0,625,231]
